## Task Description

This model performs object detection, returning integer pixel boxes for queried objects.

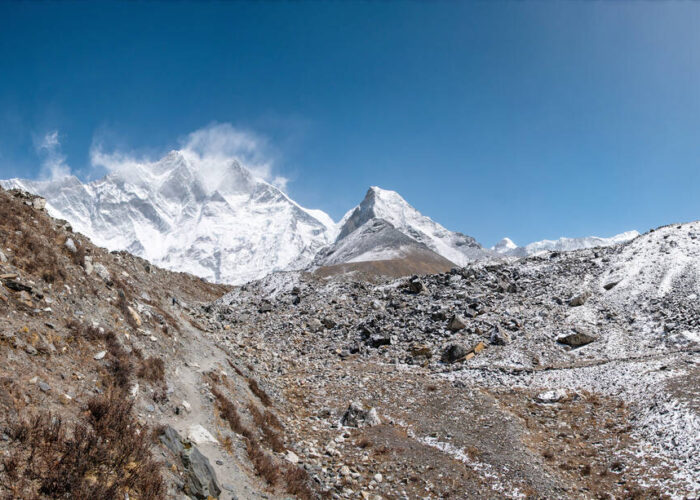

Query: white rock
[536,389,568,404]
[182,400,191,413]
[373,473,383,483]
[65,238,77,254]
[94,350,107,360]
[0,250,7,263]
[285,450,299,464]
[187,424,218,445]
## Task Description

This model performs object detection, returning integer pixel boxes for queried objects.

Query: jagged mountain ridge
[492,231,640,257]
[333,186,489,267]
[1,151,337,284]
[3,159,639,284]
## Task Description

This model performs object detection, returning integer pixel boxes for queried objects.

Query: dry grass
[211,386,254,441]
[248,402,285,452]
[245,438,280,486]
[138,356,165,383]
[2,389,163,500]
[0,192,66,284]
[248,378,272,407]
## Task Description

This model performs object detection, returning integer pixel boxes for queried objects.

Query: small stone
[447,315,467,332]
[65,238,77,254]
[536,389,568,403]
[373,473,383,483]
[38,381,50,392]
[216,459,224,465]
[0,250,6,263]
[182,400,192,413]
[285,450,300,464]
[340,465,351,476]
[490,327,510,346]
[568,291,590,307]
[94,350,107,360]
[442,344,468,363]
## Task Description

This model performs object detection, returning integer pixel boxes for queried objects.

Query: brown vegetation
[2,389,164,500]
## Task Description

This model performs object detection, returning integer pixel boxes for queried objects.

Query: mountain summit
[333,186,488,267]
[1,152,337,284]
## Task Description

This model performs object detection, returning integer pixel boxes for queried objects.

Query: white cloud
[35,130,71,181]
[90,123,289,192]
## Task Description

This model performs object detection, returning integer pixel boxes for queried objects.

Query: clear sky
[1,1,699,247]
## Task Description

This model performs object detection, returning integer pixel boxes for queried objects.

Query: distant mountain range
[1,154,638,284]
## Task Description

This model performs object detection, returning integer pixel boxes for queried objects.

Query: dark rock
[341,402,380,428]
[258,301,272,313]
[447,315,467,332]
[442,344,468,363]
[557,329,596,348]
[181,446,222,499]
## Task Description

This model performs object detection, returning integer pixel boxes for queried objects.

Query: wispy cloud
[34,130,71,181]
[90,123,289,191]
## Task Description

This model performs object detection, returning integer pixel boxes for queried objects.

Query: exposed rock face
[159,426,222,500]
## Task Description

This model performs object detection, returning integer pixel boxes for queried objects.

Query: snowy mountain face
[492,231,640,257]
[2,158,643,284]
[329,187,489,267]
[1,152,336,284]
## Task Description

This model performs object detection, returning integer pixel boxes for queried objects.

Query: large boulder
[447,314,467,332]
[557,328,596,348]
[159,426,222,500]
[181,447,222,499]
[341,402,381,428]
[442,344,468,363]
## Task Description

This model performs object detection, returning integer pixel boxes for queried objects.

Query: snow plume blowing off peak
[90,123,289,194]
[2,123,335,284]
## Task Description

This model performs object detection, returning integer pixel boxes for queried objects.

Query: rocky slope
[2,182,698,499]
[0,187,321,500]
[200,221,699,498]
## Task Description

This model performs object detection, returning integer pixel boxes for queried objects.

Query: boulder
[341,402,381,428]
[159,426,222,500]
[568,291,591,307]
[442,344,468,363]
[447,315,467,332]
[181,446,222,499]
[557,328,596,348]
[490,326,510,346]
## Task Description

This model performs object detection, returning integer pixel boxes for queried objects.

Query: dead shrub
[248,378,272,407]
[246,438,280,486]
[138,356,165,383]
[283,465,315,500]
[2,389,163,499]
[211,386,254,440]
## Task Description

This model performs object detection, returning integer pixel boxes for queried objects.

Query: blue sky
[0,1,699,247]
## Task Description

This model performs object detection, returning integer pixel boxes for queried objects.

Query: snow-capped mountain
[328,186,489,267]
[1,151,336,284]
[492,231,640,257]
